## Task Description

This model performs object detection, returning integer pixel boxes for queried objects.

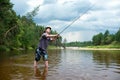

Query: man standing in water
[34,27,59,68]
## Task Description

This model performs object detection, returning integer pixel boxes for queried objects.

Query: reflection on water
[34,67,48,80]
[0,49,120,80]
[93,50,120,65]
[92,50,120,75]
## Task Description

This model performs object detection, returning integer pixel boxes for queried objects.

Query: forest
[0,0,62,51]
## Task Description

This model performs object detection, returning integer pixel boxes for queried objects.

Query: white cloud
[11,0,44,15]
[62,31,98,42]
[26,0,44,14]
[27,0,44,9]
[10,0,29,15]
[11,0,120,42]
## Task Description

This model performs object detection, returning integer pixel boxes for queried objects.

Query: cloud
[43,0,57,4]
[10,0,120,42]
[35,0,91,23]
[62,31,98,42]
[27,0,43,11]
[11,0,43,15]
[10,0,29,15]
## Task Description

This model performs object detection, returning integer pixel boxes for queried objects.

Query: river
[0,49,120,80]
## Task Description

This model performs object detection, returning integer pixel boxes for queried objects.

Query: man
[34,27,58,68]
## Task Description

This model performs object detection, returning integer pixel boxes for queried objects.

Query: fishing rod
[58,4,95,35]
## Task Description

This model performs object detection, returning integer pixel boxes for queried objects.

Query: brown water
[0,49,120,80]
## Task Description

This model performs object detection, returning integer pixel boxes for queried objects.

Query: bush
[0,45,10,51]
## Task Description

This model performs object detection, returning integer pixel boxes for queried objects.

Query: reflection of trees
[92,50,120,67]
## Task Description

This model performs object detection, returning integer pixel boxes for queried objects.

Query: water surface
[0,49,120,80]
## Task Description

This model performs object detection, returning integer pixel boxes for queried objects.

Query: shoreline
[65,47,120,50]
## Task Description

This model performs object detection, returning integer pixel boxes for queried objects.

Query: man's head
[45,27,51,34]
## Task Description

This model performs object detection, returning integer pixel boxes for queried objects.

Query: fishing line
[58,4,95,35]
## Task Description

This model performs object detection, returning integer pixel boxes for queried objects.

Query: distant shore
[65,47,120,50]
[48,45,120,50]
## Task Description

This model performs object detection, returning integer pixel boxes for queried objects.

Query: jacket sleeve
[42,33,47,39]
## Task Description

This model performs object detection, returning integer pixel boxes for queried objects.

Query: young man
[34,27,58,68]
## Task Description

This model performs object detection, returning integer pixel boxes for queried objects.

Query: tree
[0,0,18,50]
[105,34,114,44]
[115,28,120,42]
[26,5,40,20]
[102,30,110,44]
[92,33,103,45]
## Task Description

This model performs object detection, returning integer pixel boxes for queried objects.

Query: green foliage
[66,41,93,47]
[115,29,120,42]
[92,33,103,45]
[0,0,18,49]
[92,29,120,46]
[105,34,114,44]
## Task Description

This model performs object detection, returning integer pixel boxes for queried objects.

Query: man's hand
[51,34,60,41]
[55,34,60,38]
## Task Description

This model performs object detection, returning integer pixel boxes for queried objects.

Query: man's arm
[48,34,60,41]
[46,34,59,38]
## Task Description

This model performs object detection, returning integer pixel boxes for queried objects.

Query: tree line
[92,29,120,45]
[65,41,93,47]
[0,0,62,51]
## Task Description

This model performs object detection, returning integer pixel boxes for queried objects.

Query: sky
[10,0,120,42]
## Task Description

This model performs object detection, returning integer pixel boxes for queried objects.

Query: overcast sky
[10,0,120,42]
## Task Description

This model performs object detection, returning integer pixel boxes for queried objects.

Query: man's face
[46,28,51,34]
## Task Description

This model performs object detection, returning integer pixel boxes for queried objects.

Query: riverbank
[65,47,120,50]
[1,45,120,52]
[49,45,120,50]
[48,46,63,50]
